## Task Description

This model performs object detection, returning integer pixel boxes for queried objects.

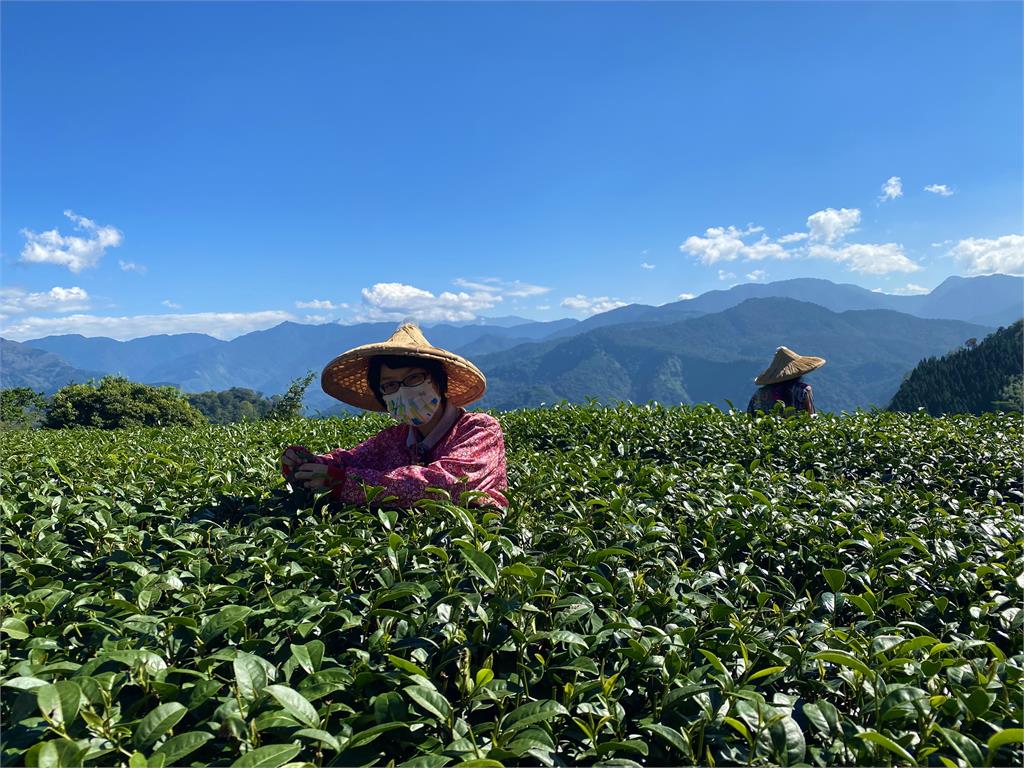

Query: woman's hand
[281,446,344,491]
[293,462,328,489]
[281,445,316,478]
[293,462,344,491]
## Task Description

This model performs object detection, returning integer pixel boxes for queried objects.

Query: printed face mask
[383,381,441,426]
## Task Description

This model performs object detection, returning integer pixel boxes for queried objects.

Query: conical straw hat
[321,322,487,411]
[754,346,826,386]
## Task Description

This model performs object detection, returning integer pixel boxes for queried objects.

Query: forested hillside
[186,388,276,423]
[477,299,990,412]
[889,320,1023,414]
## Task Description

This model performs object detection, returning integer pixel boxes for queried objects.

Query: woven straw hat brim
[321,329,487,411]
[754,347,826,386]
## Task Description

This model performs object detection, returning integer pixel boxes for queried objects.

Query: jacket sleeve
[803,385,816,415]
[317,426,406,472]
[331,417,507,507]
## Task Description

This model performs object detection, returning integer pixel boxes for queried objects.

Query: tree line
[888,320,1023,415]
[0,372,316,429]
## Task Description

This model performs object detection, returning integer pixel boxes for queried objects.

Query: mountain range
[2,274,1020,413]
[474,298,992,412]
[545,273,1022,337]
[0,339,106,393]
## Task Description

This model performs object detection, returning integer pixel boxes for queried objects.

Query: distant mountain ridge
[0,339,105,393]
[914,275,1023,325]
[654,274,1023,327]
[25,333,226,380]
[474,298,992,412]
[4,274,1019,413]
[11,318,583,413]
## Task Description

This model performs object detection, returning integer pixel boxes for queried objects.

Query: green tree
[266,371,316,421]
[44,376,206,429]
[994,375,1023,413]
[0,388,47,429]
[187,387,275,424]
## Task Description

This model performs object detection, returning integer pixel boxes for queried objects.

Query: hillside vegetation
[889,321,1023,415]
[476,299,990,412]
[2,405,1021,767]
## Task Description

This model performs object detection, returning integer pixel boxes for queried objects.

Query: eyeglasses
[379,371,429,395]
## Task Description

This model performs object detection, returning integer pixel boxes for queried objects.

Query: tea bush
[2,404,1021,767]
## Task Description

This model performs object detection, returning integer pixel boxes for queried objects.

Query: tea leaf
[134,702,187,749]
[230,743,302,768]
[265,685,320,728]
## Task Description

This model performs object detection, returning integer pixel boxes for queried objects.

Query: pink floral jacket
[315,411,509,508]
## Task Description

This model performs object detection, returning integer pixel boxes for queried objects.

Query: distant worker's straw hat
[321,322,487,411]
[754,346,826,386]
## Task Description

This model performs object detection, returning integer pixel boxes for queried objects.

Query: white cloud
[807,208,861,243]
[161,299,182,309]
[296,299,348,310]
[452,278,500,293]
[778,232,809,244]
[744,236,788,261]
[679,224,776,265]
[931,240,953,248]
[892,282,933,294]
[301,314,333,324]
[359,282,501,323]
[503,281,550,298]
[808,242,921,274]
[20,210,124,272]
[924,184,953,197]
[560,294,628,316]
[0,286,91,315]
[873,283,930,296]
[676,199,937,278]
[678,292,696,300]
[0,310,294,342]
[535,304,551,311]
[119,260,146,273]
[640,262,656,270]
[452,277,550,298]
[949,234,1024,275]
[879,176,903,202]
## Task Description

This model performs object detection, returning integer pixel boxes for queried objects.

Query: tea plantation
[2,405,1022,767]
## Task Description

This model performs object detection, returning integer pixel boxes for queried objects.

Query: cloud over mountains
[680,206,919,275]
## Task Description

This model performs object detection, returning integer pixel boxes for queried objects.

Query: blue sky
[2,1,1021,340]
